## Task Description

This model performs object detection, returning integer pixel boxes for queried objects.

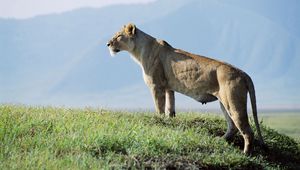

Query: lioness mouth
[108,47,120,56]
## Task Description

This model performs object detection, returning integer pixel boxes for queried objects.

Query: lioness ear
[125,23,136,36]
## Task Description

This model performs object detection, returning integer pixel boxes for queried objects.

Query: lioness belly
[172,85,218,104]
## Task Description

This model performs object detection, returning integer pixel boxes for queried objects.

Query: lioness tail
[245,74,265,147]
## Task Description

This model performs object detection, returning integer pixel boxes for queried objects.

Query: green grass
[1,105,299,169]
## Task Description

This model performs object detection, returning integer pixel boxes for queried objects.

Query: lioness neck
[129,29,161,65]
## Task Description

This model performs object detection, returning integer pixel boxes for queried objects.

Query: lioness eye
[116,35,123,40]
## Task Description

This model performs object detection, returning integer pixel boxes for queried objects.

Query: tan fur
[107,23,265,154]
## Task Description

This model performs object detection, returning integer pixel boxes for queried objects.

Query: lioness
[107,23,265,154]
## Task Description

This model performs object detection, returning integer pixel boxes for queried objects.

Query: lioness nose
[106,42,110,47]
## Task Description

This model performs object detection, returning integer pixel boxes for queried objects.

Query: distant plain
[260,112,300,140]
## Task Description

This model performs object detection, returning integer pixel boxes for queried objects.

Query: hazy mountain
[1,0,299,110]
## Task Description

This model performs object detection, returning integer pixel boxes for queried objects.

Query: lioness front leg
[165,90,175,117]
[149,85,166,115]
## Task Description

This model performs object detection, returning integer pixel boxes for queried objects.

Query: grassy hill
[1,105,299,169]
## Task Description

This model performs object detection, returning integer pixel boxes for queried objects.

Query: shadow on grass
[257,126,300,169]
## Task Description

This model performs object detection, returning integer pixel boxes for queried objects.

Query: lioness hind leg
[232,114,254,155]
[219,102,238,141]
[228,93,254,154]
[219,86,254,154]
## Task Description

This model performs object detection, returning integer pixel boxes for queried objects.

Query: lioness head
[107,23,136,56]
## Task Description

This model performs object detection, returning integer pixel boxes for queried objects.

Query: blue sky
[0,0,156,19]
